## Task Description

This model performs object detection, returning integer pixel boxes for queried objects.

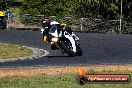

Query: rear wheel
[60,40,75,57]
[76,46,82,56]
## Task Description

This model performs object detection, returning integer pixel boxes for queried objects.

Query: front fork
[50,40,65,53]
[50,42,57,50]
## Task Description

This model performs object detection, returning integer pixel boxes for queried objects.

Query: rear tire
[60,40,75,57]
[76,46,82,56]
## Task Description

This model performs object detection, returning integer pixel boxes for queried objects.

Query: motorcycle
[0,11,7,29]
[41,21,82,57]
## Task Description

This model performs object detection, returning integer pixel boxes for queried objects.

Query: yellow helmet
[0,11,5,16]
[60,23,67,28]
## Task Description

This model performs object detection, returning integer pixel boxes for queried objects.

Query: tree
[20,0,72,24]
[20,0,132,20]
[71,0,119,20]
[20,0,70,16]
[70,0,100,18]
[118,0,132,21]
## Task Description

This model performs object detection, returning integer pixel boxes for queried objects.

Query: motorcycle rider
[60,23,72,35]
[60,21,79,41]
[41,16,61,50]
[41,16,51,42]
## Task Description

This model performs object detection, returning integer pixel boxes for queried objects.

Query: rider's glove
[40,28,45,34]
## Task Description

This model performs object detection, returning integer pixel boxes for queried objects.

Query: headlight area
[51,37,59,42]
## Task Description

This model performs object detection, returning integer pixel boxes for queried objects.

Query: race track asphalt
[0,29,132,68]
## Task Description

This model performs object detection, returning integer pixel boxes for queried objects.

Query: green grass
[0,71,131,88]
[0,44,33,59]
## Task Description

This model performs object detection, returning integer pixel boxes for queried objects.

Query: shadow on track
[46,56,73,58]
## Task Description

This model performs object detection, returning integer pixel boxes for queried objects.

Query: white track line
[0,45,49,62]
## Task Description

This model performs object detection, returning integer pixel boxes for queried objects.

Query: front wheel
[60,40,75,57]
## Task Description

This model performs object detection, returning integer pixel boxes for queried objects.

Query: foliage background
[3,0,132,33]
[20,0,132,20]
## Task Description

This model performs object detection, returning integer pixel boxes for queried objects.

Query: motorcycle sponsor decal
[76,68,131,85]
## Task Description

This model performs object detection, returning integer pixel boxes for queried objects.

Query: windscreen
[49,24,61,34]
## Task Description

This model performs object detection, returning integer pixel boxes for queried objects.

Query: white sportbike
[41,21,82,57]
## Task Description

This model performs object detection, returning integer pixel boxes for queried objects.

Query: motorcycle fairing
[63,31,77,53]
